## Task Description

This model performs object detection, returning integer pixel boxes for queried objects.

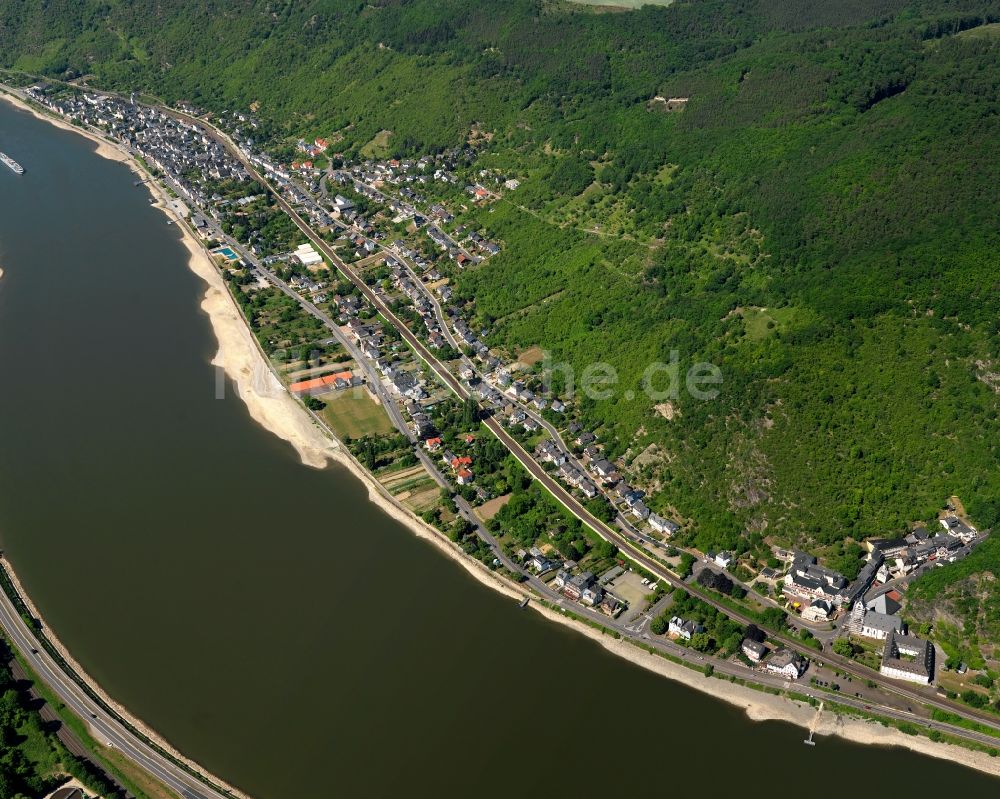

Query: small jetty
[804,701,824,746]
[518,597,529,609]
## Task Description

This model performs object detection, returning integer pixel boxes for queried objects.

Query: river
[0,99,996,797]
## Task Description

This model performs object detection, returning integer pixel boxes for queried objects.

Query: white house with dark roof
[941,515,976,541]
[648,513,679,536]
[765,649,806,680]
[742,639,768,663]
[668,616,703,641]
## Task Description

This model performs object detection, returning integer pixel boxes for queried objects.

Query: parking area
[606,571,656,622]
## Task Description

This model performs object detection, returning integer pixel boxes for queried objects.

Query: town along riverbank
[0,95,998,798]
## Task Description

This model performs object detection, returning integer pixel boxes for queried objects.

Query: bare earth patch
[515,345,545,368]
[475,493,512,521]
[654,402,679,420]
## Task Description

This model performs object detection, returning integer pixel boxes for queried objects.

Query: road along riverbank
[0,556,245,799]
[2,87,999,782]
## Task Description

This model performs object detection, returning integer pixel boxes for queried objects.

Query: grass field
[320,390,395,439]
[956,22,1000,38]
[738,306,802,341]
[360,129,393,158]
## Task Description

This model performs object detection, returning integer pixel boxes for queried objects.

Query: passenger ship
[0,151,24,174]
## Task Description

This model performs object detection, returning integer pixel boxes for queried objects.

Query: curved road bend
[0,576,228,799]
[166,108,1000,736]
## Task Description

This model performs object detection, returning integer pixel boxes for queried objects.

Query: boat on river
[0,151,24,174]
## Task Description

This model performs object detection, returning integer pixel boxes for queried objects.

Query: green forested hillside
[1,0,998,557]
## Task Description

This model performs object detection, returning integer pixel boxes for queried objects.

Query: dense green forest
[907,536,1000,665]
[1,0,997,559]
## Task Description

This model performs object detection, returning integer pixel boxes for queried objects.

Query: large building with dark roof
[880,629,934,684]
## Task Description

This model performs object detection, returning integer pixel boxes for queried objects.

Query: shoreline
[2,88,999,784]
[0,557,252,799]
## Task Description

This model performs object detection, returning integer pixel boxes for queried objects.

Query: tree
[697,568,734,595]
[833,638,856,658]
[722,632,743,656]
[973,673,994,689]
[678,552,696,578]
[650,616,668,635]
[744,624,766,643]
[594,539,618,560]
[586,497,615,524]
[460,396,479,429]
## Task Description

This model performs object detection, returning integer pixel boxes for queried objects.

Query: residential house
[668,616,704,641]
[590,458,617,481]
[801,599,834,622]
[527,554,558,574]
[599,595,621,617]
[742,639,768,663]
[941,516,976,541]
[648,514,680,536]
[765,649,806,680]
[561,571,599,604]
[536,440,567,466]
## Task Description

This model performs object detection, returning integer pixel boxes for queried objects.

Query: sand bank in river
[4,87,999,784]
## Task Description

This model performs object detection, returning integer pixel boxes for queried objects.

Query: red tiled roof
[289,371,353,394]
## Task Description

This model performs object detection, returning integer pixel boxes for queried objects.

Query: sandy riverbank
[4,87,999,782]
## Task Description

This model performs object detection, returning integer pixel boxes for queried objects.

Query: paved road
[172,107,1000,738]
[0,568,229,799]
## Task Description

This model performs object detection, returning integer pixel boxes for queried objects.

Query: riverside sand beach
[2,88,999,786]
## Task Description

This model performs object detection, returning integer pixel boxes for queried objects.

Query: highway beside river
[0,566,223,799]
[1,95,998,799]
